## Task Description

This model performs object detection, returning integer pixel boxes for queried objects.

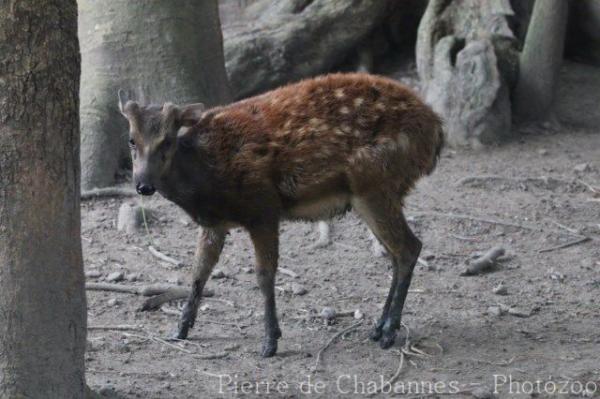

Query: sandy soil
[83,124,599,398]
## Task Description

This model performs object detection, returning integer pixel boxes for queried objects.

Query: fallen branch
[538,236,591,253]
[81,186,137,200]
[194,351,229,360]
[86,282,193,298]
[313,321,362,372]
[457,175,590,191]
[88,324,143,331]
[411,211,535,230]
[148,246,183,267]
[461,246,506,276]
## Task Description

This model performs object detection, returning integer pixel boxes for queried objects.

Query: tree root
[81,187,137,200]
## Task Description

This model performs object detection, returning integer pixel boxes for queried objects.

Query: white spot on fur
[339,106,350,114]
[374,102,386,111]
[335,89,346,99]
[309,118,323,126]
[353,98,364,107]
[396,133,410,151]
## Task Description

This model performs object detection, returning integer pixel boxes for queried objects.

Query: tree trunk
[223,0,389,98]
[513,0,568,121]
[0,1,86,398]
[79,0,232,190]
[416,0,519,147]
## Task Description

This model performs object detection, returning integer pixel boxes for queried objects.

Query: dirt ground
[83,121,599,397]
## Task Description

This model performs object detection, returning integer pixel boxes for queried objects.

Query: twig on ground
[461,246,505,276]
[538,236,591,253]
[279,267,298,278]
[577,179,600,194]
[411,211,535,230]
[148,245,183,267]
[123,332,192,354]
[86,282,192,297]
[194,352,229,360]
[312,321,362,372]
[88,324,143,331]
[81,187,137,200]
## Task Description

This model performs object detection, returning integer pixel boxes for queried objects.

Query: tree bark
[513,0,569,121]
[223,0,389,98]
[0,1,86,398]
[79,0,232,190]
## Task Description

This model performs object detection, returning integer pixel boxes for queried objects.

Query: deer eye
[128,138,136,148]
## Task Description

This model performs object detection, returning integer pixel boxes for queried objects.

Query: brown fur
[120,73,444,357]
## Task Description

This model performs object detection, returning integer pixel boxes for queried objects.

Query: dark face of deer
[118,92,204,196]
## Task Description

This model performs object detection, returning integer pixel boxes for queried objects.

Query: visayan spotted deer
[119,73,444,357]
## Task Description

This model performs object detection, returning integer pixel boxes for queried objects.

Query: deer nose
[136,182,156,196]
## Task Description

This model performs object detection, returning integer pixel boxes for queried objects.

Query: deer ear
[179,103,205,127]
[118,89,128,114]
[118,89,139,117]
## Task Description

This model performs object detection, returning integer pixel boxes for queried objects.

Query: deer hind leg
[175,227,226,340]
[248,223,282,357]
[352,193,422,349]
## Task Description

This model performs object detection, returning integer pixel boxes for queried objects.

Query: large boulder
[223,0,389,99]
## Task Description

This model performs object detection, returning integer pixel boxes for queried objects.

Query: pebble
[242,266,254,274]
[486,306,504,317]
[212,269,227,279]
[471,386,493,399]
[85,270,102,279]
[492,283,508,295]
[320,307,336,321]
[354,309,364,320]
[107,298,120,307]
[106,271,124,283]
[125,273,140,282]
[574,162,590,173]
[290,283,308,296]
[537,148,548,156]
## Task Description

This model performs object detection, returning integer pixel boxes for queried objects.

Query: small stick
[85,282,141,294]
[81,187,137,200]
[88,324,143,331]
[548,220,582,235]
[461,246,505,276]
[279,267,298,278]
[538,236,591,253]
[194,352,229,360]
[148,246,183,267]
[576,179,599,194]
[411,211,535,230]
[313,321,362,371]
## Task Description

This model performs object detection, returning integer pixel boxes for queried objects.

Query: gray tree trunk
[224,0,389,98]
[416,0,519,147]
[79,0,232,190]
[513,0,569,121]
[0,1,86,398]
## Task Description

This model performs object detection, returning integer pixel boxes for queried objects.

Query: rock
[211,269,227,279]
[492,283,508,295]
[85,270,103,279]
[117,203,152,234]
[353,309,364,320]
[507,307,531,318]
[98,385,116,397]
[242,266,254,274]
[106,271,124,283]
[223,0,389,98]
[486,306,504,317]
[107,298,119,307]
[290,283,308,296]
[574,163,591,173]
[125,273,140,282]
[471,386,494,399]
[320,307,336,321]
[538,149,548,156]
[200,304,210,312]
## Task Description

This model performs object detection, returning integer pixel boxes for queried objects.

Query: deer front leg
[174,227,226,340]
[248,223,281,357]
